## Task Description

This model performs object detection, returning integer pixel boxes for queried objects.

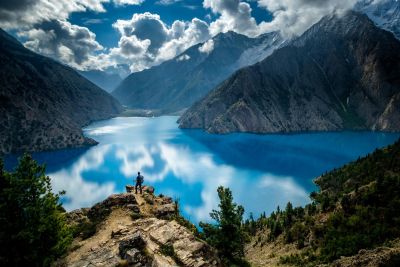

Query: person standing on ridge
[135,172,144,194]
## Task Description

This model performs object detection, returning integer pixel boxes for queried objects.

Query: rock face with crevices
[56,186,221,267]
[179,12,400,134]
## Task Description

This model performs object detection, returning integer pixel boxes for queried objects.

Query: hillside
[79,70,123,93]
[244,138,400,266]
[179,12,400,133]
[112,31,283,113]
[0,29,122,154]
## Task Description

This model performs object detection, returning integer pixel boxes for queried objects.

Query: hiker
[135,171,144,194]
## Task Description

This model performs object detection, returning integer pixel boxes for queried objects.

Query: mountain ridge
[0,28,122,154]
[178,11,400,134]
[112,31,283,113]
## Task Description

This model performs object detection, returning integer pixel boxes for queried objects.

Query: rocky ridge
[56,186,221,267]
[179,12,400,134]
[0,29,122,154]
[112,31,283,113]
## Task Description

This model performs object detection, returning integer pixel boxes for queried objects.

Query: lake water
[4,116,400,224]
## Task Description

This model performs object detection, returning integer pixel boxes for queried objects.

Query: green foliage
[172,199,200,237]
[159,244,183,266]
[279,250,318,267]
[159,243,176,257]
[200,186,249,266]
[0,154,72,266]
[71,220,97,239]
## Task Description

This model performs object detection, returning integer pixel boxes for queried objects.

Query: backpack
[139,175,144,183]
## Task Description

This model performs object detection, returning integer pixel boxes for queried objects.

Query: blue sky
[68,0,272,49]
[0,0,360,74]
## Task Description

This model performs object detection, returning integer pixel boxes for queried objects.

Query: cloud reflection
[48,117,311,223]
[85,121,143,136]
[50,145,116,211]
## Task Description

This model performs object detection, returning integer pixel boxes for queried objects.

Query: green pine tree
[0,154,72,267]
[200,186,249,266]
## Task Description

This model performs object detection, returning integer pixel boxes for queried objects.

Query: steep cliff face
[112,31,283,113]
[0,29,122,154]
[56,186,221,267]
[179,12,400,134]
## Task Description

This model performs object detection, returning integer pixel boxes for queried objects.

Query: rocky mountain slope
[112,31,283,113]
[79,70,123,93]
[0,29,122,154]
[356,0,400,39]
[179,12,400,133]
[56,186,221,267]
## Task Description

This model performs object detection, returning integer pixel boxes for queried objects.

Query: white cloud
[203,0,261,37]
[198,39,214,54]
[1,0,361,74]
[176,54,191,61]
[0,0,109,29]
[156,0,182,5]
[107,12,211,72]
[114,0,145,5]
[257,0,359,37]
[19,19,104,70]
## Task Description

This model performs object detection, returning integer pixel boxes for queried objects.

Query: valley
[1,0,400,266]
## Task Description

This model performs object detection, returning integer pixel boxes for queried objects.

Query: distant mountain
[179,12,400,133]
[356,0,400,39]
[0,29,122,154]
[79,70,123,93]
[112,31,284,112]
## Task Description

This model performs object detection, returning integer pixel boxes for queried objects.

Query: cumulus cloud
[203,0,261,36]
[108,12,211,71]
[198,39,214,54]
[257,0,359,37]
[19,19,104,70]
[0,0,108,29]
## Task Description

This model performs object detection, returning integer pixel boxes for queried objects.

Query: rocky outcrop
[112,31,283,113]
[57,186,221,267]
[179,12,400,134]
[0,29,122,154]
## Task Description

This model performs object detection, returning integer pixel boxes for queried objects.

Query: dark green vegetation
[200,186,250,267]
[0,29,122,154]
[159,243,184,266]
[0,154,72,267]
[172,199,200,237]
[179,11,400,134]
[244,139,400,265]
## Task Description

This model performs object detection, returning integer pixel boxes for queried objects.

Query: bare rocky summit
[0,29,122,154]
[179,12,400,134]
[56,186,221,267]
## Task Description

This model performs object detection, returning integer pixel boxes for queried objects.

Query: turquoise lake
[5,116,400,224]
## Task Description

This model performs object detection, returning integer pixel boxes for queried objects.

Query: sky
[0,0,362,75]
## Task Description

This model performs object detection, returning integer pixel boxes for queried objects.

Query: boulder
[155,203,176,219]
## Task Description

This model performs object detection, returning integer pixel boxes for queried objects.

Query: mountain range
[112,31,284,113]
[0,29,122,154]
[356,0,400,39]
[179,12,400,133]
[79,70,123,93]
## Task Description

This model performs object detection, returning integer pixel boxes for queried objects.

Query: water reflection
[7,117,399,224]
